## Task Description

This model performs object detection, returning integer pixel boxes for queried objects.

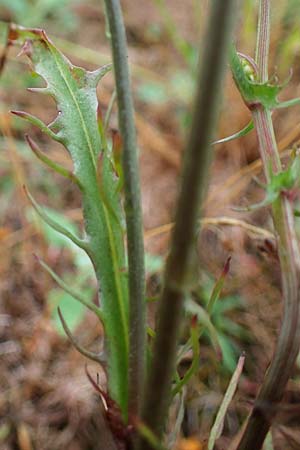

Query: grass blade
[208,353,245,450]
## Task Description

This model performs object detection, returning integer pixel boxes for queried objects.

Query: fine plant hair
[6,0,300,449]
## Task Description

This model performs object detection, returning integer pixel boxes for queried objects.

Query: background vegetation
[1,0,300,449]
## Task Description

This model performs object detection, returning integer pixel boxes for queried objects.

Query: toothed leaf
[25,135,82,187]
[11,110,62,142]
[230,45,299,111]
[235,155,300,211]
[10,25,128,416]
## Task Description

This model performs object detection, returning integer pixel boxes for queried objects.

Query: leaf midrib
[47,43,97,171]
[46,40,129,357]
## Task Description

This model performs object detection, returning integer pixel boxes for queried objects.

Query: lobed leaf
[234,155,300,212]
[230,45,300,111]
[25,134,82,187]
[10,25,129,416]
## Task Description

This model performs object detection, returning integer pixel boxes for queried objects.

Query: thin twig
[139,0,237,447]
[103,0,146,420]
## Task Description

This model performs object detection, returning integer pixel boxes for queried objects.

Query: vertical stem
[252,108,281,175]
[139,1,237,448]
[255,0,270,82]
[103,0,146,420]
[236,1,300,449]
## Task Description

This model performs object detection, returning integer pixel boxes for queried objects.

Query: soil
[1,1,300,449]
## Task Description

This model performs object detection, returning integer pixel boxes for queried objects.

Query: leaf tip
[25,134,38,155]
[222,256,232,277]
[11,110,25,118]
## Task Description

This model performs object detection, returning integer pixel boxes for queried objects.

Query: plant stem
[139,0,237,447]
[236,1,300,449]
[255,0,270,82]
[103,0,146,420]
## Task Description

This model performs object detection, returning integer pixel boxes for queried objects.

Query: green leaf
[172,318,200,396]
[25,134,82,188]
[217,333,240,372]
[57,307,104,364]
[235,155,300,212]
[49,288,85,335]
[185,299,222,358]
[10,25,129,416]
[218,317,245,339]
[38,257,102,320]
[25,187,88,252]
[275,97,300,109]
[233,187,279,212]
[11,110,64,142]
[213,120,254,145]
[27,204,81,249]
[230,45,300,111]
[207,257,231,315]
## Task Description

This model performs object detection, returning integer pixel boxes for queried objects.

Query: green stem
[139,0,237,447]
[236,2,300,449]
[103,0,146,420]
[251,108,281,174]
[255,0,270,82]
[237,108,300,450]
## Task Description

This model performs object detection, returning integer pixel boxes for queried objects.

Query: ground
[1,1,300,449]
